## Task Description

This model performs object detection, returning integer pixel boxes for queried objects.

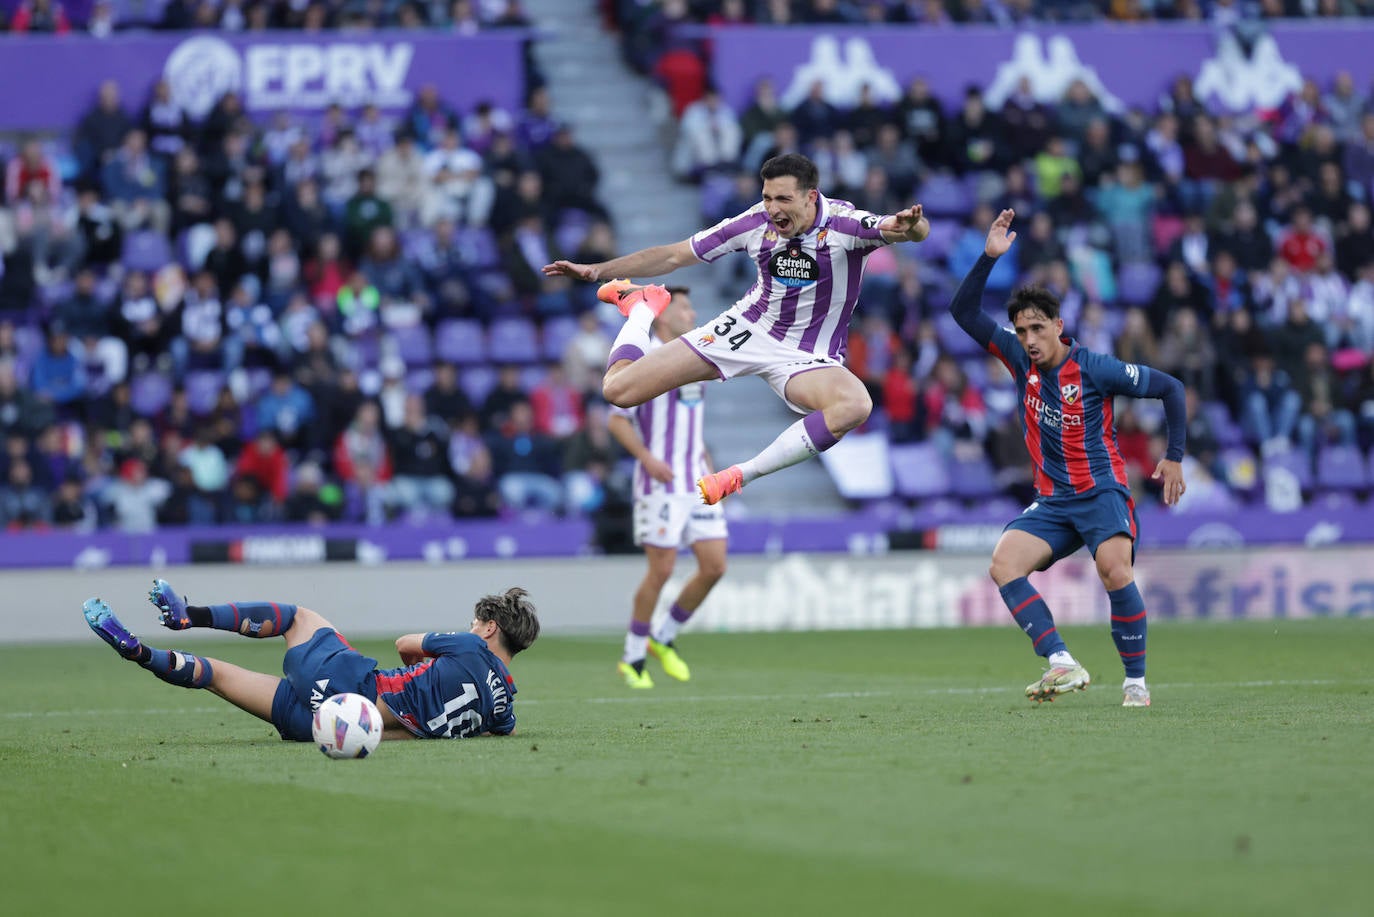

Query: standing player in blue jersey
[543,153,929,506]
[607,287,728,689]
[950,209,1187,708]
[82,579,539,740]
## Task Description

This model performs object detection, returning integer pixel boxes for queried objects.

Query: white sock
[1123,676,1147,688]
[652,617,682,646]
[1048,651,1078,667]
[609,306,655,361]
[738,418,825,485]
[622,631,648,664]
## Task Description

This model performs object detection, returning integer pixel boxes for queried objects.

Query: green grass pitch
[3,619,1371,917]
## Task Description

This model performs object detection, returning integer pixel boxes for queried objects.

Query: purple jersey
[610,339,710,497]
[373,632,516,738]
[689,194,893,360]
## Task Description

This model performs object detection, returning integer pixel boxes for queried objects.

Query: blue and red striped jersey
[373,632,516,739]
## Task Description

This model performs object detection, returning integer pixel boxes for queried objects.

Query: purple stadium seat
[392,324,434,366]
[917,173,972,217]
[405,368,435,394]
[455,227,500,270]
[700,172,737,220]
[890,442,952,499]
[1315,444,1369,493]
[121,231,174,274]
[184,371,224,415]
[936,312,984,358]
[487,317,540,364]
[459,365,498,404]
[540,315,579,362]
[519,365,548,392]
[1117,262,1161,306]
[435,319,487,365]
[948,455,1000,500]
[129,372,173,416]
[1203,401,1246,447]
[1218,447,1261,498]
[1263,448,1313,493]
[918,219,960,263]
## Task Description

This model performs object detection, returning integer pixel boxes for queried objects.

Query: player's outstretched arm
[879,203,930,243]
[1139,368,1188,506]
[946,209,1019,347]
[542,240,697,283]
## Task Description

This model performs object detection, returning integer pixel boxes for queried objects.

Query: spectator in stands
[1271,298,1326,384]
[8,0,70,33]
[1353,356,1374,449]
[947,86,1003,174]
[0,359,54,437]
[528,364,584,439]
[1335,202,1374,279]
[74,183,123,269]
[517,86,560,151]
[284,461,338,525]
[177,424,229,525]
[1093,160,1154,264]
[535,126,606,221]
[360,226,429,321]
[739,78,786,150]
[5,139,61,205]
[423,152,496,230]
[1200,249,1251,325]
[1215,200,1272,274]
[923,354,987,452]
[1337,262,1374,354]
[142,79,189,165]
[1115,307,1160,369]
[256,370,315,452]
[1241,351,1302,453]
[234,428,289,506]
[488,399,562,513]
[424,361,473,426]
[304,232,349,307]
[389,393,455,520]
[1158,307,1218,400]
[0,459,52,529]
[1294,340,1357,460]
[167,149,214,236]
[673,86,743,182]
[406,84,459,150]
[376,130,429,226]
[448,412,501,517]
[51,473,96,531]
[75,81,131,183]
[950,205,1018,291]
[102,129,169,233]
[344,169,394,260]
[102,456,170,533]
[320,130,370,215]
[29,322,85,414]
[1342,112,1374,196]
[881,346,921,443]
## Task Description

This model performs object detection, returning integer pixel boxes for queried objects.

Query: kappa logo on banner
[164,35,415,119]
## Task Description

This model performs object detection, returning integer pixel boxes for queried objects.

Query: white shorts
[634,493,728,549]
[680,307,844,414]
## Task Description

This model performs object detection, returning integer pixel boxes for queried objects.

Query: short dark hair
[474,587,540,656]
[1007,286,1061,323]
[760,153,819,191]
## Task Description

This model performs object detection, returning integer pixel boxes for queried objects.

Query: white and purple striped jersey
[611,340,710,498]
[689,193,893,360]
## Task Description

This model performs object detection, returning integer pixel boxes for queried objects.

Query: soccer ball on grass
[312,693,383,759]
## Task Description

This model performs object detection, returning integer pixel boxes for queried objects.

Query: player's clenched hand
[1152,459,1186,506]
[985,208,1017,258]
[542,260,600,281]
[643,456,674,484]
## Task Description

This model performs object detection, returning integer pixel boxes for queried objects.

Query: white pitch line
[5,678,1368,719]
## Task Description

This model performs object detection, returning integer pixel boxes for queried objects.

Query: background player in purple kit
[83,579,539,741]
[950,209,1187,708]
[542,153,929,507]
[606,287,727,689]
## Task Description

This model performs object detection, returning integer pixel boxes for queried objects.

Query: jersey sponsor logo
[769,245,819,287]
[1124,363,1140,386]
[764,229,779,241]
[1028,374,1039,386]
[1060,383,1080,405]
[1026,392,1083,430]
[860,214,880,230]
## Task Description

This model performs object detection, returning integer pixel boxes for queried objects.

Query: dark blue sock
[1109,582,1147,678]
[999,577,1066,658]
[138,648,214,689]
[194,602,297,638]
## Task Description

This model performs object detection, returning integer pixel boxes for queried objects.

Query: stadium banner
[0,503,1372,570]
[704,22,1374,116]
[0,31,529,131]
[1,546,1370,643]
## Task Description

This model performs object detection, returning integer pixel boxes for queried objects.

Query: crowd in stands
[0,39,640,532]
[626,11,1374,511]
[0,0,532,33]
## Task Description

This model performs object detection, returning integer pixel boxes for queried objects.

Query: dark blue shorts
[269,628,379,742]
[1003,489,1138,569]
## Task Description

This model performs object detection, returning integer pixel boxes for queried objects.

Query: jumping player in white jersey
[543,153,929,505]
[606,287,727,689]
